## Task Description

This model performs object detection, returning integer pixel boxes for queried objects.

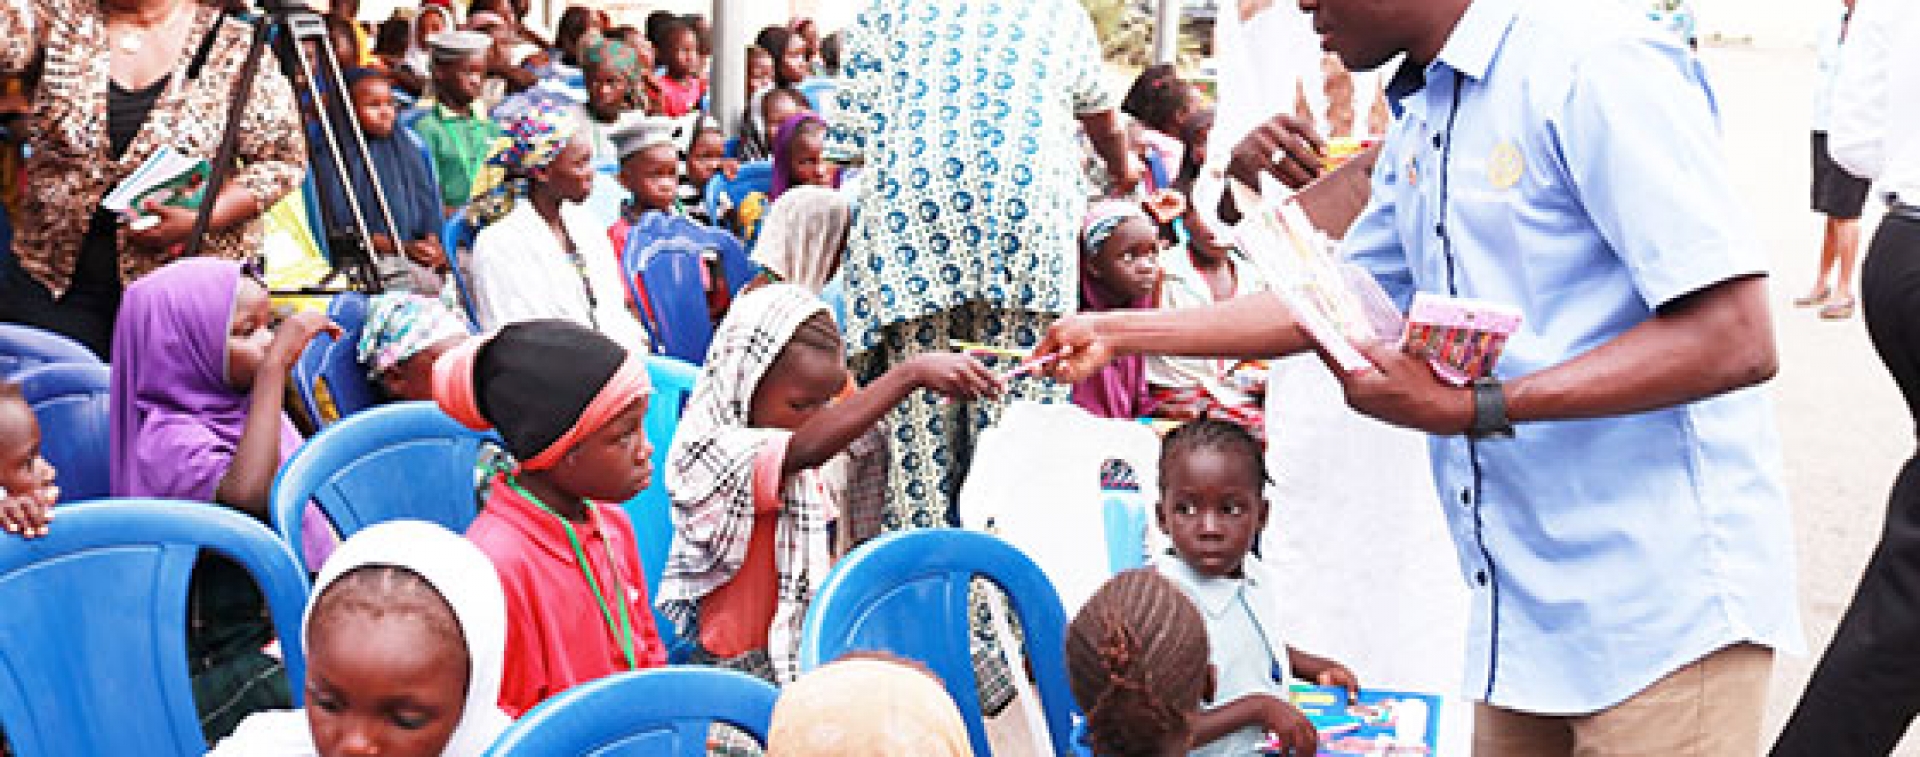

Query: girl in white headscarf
[208,520,511,757]
[746,186,852,294]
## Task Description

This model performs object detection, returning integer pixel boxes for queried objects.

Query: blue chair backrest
[483,667,777,756]
[628,212,753,294]
[301,170,334,264]
[619,355,700,662]
[795,78,837,112]
[0,499,309,757]
[634,242,715,364]
[290,293,379,429]
[13,363,111,502]
[0,323,100,378]
[702,161,773,228]
[271,401,494,574]
[799,529,1078,757]
[443,213,480,329]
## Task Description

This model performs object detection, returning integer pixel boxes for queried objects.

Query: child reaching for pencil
[657,284,999,685]
[0,380,57,538]
[1152,419,1358,756]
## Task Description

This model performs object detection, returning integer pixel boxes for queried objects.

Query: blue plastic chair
[483,667,778,757]
[626,212,753,293]
[633,242,716,364]
[442,213,480,329]
[799,529,1078,757]
[620,355,700,662]
[270,401,495,574]
[795,77,837,112]
[0,323,101,378]
[290,293,380,429]
[13,363,111,502]
[701,160,774,230]
[0,499,310,757]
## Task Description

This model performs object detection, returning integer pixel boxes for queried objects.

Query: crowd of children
[0,2,1351,753]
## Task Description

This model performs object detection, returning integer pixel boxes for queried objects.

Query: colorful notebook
[1266,684,1444,756]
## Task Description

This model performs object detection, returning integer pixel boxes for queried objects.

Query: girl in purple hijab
[1071,200,1163,419]
[769,112,832,201]
[108,258,338,740]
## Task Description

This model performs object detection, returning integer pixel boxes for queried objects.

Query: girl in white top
[209,520,510,757]
[466,93,650,353]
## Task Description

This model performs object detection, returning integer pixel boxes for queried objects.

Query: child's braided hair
[1160,417,1270,492]
[1067,568,1210,757]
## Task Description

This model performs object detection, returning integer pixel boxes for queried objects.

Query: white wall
[1694,0,1830,48]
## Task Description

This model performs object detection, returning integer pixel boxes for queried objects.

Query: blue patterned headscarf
[1082,199,1149,259]
[466,92,582,225]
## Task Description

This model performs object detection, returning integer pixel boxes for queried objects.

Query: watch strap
[1469,377,1515,439]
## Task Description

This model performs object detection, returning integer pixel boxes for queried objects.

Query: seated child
[768,113,831,202]
[1151,419,1358,756]
[652,17,705,117]
[314,68,447,294]
[736,85,807,164]
[209,520,510,757]
[606,113,694,260]
[657,284,998,684]
[577,36,646,166]
[732,112,829,245]
[357,292,471,402]
[108,258,338,740]
[679,118,734,225]
[438,319,667,716]
[411,30,501,214]
[767,655,971,757]
[1072,200,1163,420]
[1146,206,1271,441]
[1068,568,1213,757]
[466,94,650,353]
[0,380,57,539]
[745,185,851,294]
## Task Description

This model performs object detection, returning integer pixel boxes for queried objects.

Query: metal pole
[711,0,746,138]
[1153,0,1180,65]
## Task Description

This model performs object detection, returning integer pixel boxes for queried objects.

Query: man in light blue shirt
[1036,0,1801,752]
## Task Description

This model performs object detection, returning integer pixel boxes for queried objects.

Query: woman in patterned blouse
[0,0,307,357]
[828,0,1140,530]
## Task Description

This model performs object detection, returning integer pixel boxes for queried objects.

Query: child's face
[305,604,469,757]
[1157,445,1267,579]
[350,77,398,140]
[777,38,811,85]
[786,128,830,189]
[686,131,728,185]
[761,95,801,136]
[584,64,631,122]
[1088,219,1162,303]
[745,52,774,97]
[532,135,596,204]
[380,339,459,403]
[665,28,699,78]
[549,395,653,502]
[1184,209,1231,265]
[749,337,847,431]
[619,143,681,213]
[225,279,275,393]
[0,397,55,501]
[432,55,486,108]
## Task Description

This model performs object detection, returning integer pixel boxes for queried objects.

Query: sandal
[1820,296,1856,320]
[1794,287,1831,308]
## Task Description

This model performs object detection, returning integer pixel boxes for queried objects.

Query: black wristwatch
[1468,377,1515,439]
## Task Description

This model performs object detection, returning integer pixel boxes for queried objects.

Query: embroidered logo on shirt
[1488,142,1524,190]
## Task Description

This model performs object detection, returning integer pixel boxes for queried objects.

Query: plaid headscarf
[580,35,641,80]
[467,92,582,226]
[657,284,837,684]
[357,293,471,381]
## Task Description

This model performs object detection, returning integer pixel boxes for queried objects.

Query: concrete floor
[1702,43,1919,753]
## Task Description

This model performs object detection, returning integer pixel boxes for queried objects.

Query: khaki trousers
[1473,643,1774,757]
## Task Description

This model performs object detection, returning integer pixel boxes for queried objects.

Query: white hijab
[749,186,852,293]
[207,521,512,757]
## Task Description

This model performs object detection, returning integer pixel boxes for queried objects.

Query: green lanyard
[507,475,640,670]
